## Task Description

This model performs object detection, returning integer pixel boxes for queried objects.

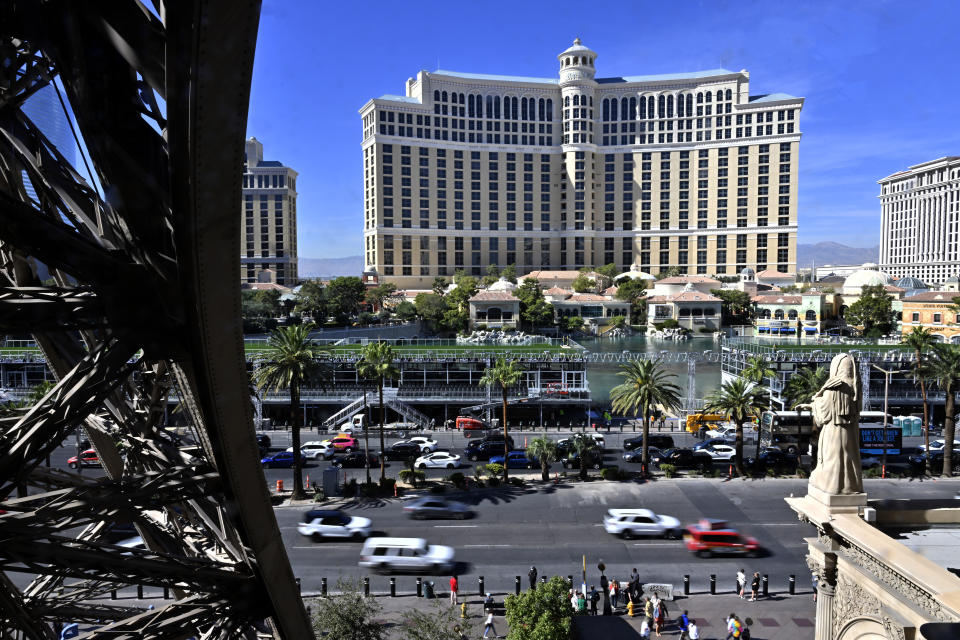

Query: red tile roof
[646,291,721,303]
[469,291,518,302]
[752,295,802,304]
[656,276,721,285]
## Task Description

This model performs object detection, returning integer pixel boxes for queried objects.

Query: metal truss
[0,1,312,638]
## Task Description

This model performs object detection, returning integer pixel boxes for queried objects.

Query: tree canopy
[845,283,896,337]
[504,575,572,640]
[614,278,647,324]
[571,272,596,293]
[325,276,367,323]
[710,289,754,323]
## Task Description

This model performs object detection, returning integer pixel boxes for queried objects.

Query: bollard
[390,577,396,597]
[478,576,484,596]
[364,577,370,597]
[683,575,690,595]
[321,577,327,597]
[515,576,521,595]
[417,577,423,598]
[541,576,547,585]
[788,574,795,595]
[568,575,574,589]
[163,587,170,600]
[762,574,769,597]
[137,585,143,599]
[710,574,716,595]
[296,578,301,594]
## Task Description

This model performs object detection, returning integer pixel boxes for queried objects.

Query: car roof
[607,508,655,518]
[304,509,345,519]
[362,537,427,548]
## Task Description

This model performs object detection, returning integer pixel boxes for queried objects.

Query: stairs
[385,396,430,429]
[322,395,367,430]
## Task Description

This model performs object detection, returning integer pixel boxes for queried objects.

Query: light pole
[872,364,907,478]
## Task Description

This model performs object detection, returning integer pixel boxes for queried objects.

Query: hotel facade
[360,40,802,289]
[242,137,299,286]
[879,156,960,287]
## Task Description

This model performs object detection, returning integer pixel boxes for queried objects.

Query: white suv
[298,509,371,541]
[359,537,455,574]
[287,440,334,460]
[603,509,681,540]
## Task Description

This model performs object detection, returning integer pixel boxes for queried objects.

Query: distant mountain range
[796,242,878,269]
[299,255,364,278]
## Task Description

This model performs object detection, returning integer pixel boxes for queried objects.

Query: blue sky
[247,0,959,259]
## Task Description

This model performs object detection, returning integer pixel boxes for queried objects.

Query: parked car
[919,439,960,453]
[67,449,101,469]
[488,451,536,469]
[650,448,713,472]
[562,449,604,470]
[401,436,439,453]
[256,434,271,449]
[622,448,662,464]
[322,436,357,452]
[623,434,674,451]
[684,518,761,558]
[692,438,727,451]
[556,434,605,457]
[603,509,682,540]
[908,451,960,475]
[702,444,737,461]
[465,440,512,462]
[331,452,380,468]
[260,451,306,468]
[403,497,472,520]
[745,448,799,472]
[287,440,334,460]
[415,451,462,469]
[380,441,423,461]
[358,537,455,574]
[705,425,735,439]
[297,509,371,541]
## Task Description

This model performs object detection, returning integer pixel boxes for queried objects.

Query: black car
[622,447,662,464]
[562,449,604,470]
[650,448,712,471]
[624,434,675,451]
[332,452,380,468]
[908,451,960,475]
[465,439,513,462]
[746,448,799,472]
[256,434,271,449]
[380,442,422,461]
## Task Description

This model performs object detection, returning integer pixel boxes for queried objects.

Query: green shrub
[343,478,358,497]
[766,467,777,477]
[475,323,488,331]
[698,327,713,333]
[864,466,882,479]
[379,477,397,493]
[359,482,379,498]
[448,472,467,489]
[509,477,524,487]
[429,484,447,494]
[659,463,677,478]
[601,466,620,481]
[487,477,501,487]
[398,469,426,487]
[473,464,486,481]
[485,463,505,478]
[796,467,809,478]
[654,319,680,330]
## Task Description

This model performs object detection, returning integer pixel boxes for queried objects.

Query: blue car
[488,450,536,469]
[261,451,305,468]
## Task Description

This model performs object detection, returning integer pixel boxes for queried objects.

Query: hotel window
[933,313,942,324]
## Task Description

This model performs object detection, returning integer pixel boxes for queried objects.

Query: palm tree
[609,359,683,476]
[742,356,775,386]
[254,323,327,500]
[478,357,523,482]
[783,366,829,459]
[903,327,936,473]
[527,436,558,482]
[569,432,600,481]
[703,378,768,476]
[357,342,399,484]
[928,343,960,478]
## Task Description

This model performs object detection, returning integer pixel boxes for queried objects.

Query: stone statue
[800,353,863,495]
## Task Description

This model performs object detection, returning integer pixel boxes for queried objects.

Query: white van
[339,413,367,435]
[358,537,455,575]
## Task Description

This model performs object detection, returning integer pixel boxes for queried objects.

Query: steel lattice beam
[0,1,312,637]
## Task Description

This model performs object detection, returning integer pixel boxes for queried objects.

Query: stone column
[815,581,836,640]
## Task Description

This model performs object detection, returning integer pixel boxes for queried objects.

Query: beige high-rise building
[242,137,299,286]
[359,40,802,289]
[879,156,960,287]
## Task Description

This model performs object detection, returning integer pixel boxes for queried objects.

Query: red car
[325,436,357,452]
[68,449,100,469]
[684,518,761,558]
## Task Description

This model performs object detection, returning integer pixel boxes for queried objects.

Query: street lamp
[872,364,908,478]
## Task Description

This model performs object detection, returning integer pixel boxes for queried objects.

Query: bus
[760,410,893,454]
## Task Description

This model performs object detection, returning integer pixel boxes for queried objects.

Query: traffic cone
[276,479,283,492]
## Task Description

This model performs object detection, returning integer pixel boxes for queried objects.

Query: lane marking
[434,525,478,528]
[464,544,511,548]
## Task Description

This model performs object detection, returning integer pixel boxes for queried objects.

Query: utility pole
[872,364,907,478]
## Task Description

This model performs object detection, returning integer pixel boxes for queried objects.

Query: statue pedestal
[807,484,867,514]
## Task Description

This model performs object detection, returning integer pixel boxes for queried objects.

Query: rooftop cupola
[557,38,597,84]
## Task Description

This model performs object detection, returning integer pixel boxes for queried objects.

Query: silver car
[403,497,471,520]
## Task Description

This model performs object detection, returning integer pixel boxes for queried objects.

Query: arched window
[564,96,570,107]
[805,309,816,321]
[512,96,518,119]
[620,98,628,121]
[686,94,693,114]
[629,97,637,119]
[725,89,732,101]
[774,309,784,319]
[677,94,685,117]
[657,95,665,117]
[638,96,646,118]
[788,310,798,320]
[539,98,545,120]
[705,92,712,103]
[521,98,528,120]
[546,99,553,120]
[715,90,723,103]
[590,96,593,107]
[602,98,609,121]
[441,91,447,102]
[434,90,440,102]
[476,94,483,118]
[697,92,703,104]
[493,96,500,119]
[574,94,580,106]
[486,95,493,118]
[468,95,475,117]
[761,309,771,319]
[666,95,674,117]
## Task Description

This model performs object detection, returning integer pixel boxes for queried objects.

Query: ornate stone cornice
[834,573,881,638]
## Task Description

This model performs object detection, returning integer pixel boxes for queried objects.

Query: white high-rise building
[879,156,960,287]
[359,39,803,289]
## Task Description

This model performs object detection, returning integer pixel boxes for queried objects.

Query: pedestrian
[812,573,818,602]
[736,568,746,599]
[630,567,641,599]
[589,585,599,615]
[653,596,667,637]
[577,591,586,614]
[528,566,538,590]
[687,618,700,640]
[677,610,691,640]
[449,575,458,605]
[750,572,760,601]
[609,577,619,609]
[726,613,737,640]
[643,596,653,625]
[482,612,497,639]
[639,617,652,639]
[569,590,578,611]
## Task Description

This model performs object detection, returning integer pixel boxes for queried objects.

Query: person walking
[577,591,586,614]
[589,585,599,615]
[687,618,700,640]
[639,617,652,639]
[630,567,641,599]
[677,610,690,640]
[449,575,458,606]
[609,577,619,609]
[726,613,738,640]
[482,611,497,639]
[528,566,538,590]
[653,596,667,637]
[736,569,746,599]
[643,596,653,626]
[812,572,818,602]
[750,572,760,601]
